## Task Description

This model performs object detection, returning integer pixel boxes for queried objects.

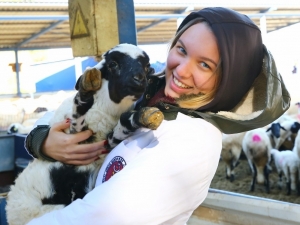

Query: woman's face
[165,23,220,99]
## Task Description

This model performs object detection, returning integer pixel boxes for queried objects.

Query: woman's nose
[176,60,192,78]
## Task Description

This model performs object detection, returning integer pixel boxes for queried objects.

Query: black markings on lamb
[6,43,164,225]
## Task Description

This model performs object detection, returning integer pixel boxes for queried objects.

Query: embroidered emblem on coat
[102,156,126,183]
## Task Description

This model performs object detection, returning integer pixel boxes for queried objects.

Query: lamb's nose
[133,74,145,84]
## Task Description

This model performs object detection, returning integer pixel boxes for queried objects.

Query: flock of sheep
[221,102,300,195]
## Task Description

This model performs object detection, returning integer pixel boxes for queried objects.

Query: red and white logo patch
[102,156,126,183]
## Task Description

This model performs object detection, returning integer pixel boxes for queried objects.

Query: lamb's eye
[145,63,150,71]
[108,61,118,69]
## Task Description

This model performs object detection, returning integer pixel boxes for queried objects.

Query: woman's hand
[42,119,108,165]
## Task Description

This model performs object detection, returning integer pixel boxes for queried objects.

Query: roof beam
[1,13,300,21]
[259,7,277,14]
[16,20,65,48]
[0,15,69,21]
[137,7,193,33]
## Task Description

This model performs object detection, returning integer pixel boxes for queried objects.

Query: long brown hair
[168,18,222,109]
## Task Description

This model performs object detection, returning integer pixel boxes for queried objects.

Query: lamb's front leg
[71,68,102,133]
[108,107,164,148]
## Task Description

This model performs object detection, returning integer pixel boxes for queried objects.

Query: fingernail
[101,150,109,154]
[66,118,70,123]
[104,140,108,146]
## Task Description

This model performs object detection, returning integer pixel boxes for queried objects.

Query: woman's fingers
[71,130,94,143]
[52,119,71,131]
[71,140,107,154]
[59,140,109,164]
[62,139,106,155]
[52,120,94,144]
[63,148,109,165]
[43,120,109,165]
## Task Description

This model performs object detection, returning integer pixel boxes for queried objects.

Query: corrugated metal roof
[0,1,300,50]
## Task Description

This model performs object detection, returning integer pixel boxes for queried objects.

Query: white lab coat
[27,113,222,225]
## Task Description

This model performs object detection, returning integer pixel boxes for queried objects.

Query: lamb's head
[96,43,154,103]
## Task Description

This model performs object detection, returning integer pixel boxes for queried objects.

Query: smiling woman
[23,7,290,225]
[165,19,221,109]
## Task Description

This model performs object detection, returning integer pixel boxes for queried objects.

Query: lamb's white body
[50,80,135,141]
[271,148,300,193]
[293,127,300,159]
[6,43,154,225]
[6,161,68,225]
[6,82,135,225]
[221,132,246,181]
[242,128,272,192]
[7,112,47,135]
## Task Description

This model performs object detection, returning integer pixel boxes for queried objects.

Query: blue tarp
[35,57,98,93]
[34,58,165,93]
[36,65,76,92]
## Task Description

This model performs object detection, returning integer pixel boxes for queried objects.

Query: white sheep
[6,43,163,225]
[292,130,300,159]
[7,112,47,135]
[271,148,300,195]
[242,128,272,193]
[221,132,246,182]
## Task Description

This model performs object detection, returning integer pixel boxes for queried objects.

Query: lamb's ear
[147,66,155,76]
[280,125,287,131]
[75,75,83,90]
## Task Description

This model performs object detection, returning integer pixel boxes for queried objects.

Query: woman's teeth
[173,76,191,89]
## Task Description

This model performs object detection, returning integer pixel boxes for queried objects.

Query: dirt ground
[210,154,300,205]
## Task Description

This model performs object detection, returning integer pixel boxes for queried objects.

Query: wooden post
[68,0,136,57]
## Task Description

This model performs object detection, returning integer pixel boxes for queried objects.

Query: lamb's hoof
[82,68,102,91]
[230,174,235,182]
[138,107,164,130]
[7,124,18,134]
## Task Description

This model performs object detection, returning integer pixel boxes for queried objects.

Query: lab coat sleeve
[27,118,222,225]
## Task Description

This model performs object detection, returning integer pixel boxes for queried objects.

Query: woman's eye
[200,62,210,69]
[177,46,186,55]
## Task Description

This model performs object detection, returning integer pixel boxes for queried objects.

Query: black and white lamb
[6,43,164,225]
[266,120,300,150]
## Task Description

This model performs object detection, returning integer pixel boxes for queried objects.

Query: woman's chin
[164,87,180,99]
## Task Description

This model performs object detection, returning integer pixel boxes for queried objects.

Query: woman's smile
[172,75,192,89]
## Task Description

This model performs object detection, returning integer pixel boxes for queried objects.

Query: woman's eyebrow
[178,39,218,67]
